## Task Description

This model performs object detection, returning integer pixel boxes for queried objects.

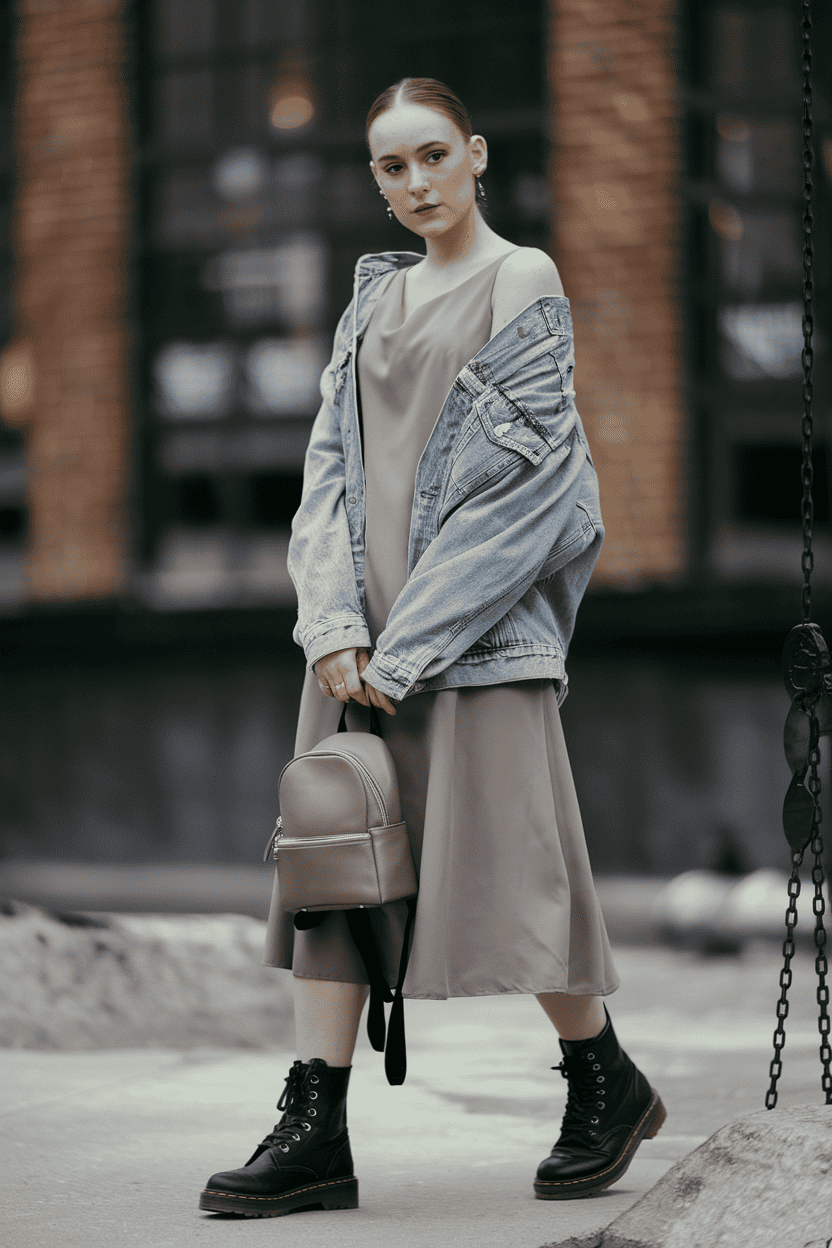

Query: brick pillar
[549,0,686,585]
[13,0,131,601]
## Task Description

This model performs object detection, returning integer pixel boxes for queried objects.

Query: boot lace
[259,1060,320,1153]
[552,1053,606,1144]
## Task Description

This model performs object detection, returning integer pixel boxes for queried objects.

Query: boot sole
[533,1088,667,1201]
[199,1175,358,1218]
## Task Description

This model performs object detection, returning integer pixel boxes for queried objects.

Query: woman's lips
[414,203,440,213]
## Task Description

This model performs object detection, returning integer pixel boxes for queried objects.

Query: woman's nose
[407,163,429,192]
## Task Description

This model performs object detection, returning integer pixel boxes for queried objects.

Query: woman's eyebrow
[378,140,447,162]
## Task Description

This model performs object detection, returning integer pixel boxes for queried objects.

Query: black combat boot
[199,1058,358,1217]
[534,1008,666,1199]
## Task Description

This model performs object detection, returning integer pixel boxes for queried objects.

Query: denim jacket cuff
[300,615,372,672]
[360,653,414,701]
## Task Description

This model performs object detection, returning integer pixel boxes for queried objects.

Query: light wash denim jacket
[287,250,604,703]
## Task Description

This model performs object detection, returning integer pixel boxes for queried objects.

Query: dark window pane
[0,506,26,540]
[716,116,801,195]
[155,0,216,58]
[710,207,803,296]
[250,471,303,528]
[733,444,829,524]
[710,7,799,94]
[154,171,218,248]
[156,71,213,144]
[216,65,266,136]
[177,475,223,525]
[223,0,310,49]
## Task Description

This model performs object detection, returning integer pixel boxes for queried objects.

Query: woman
[199,77,664,1219]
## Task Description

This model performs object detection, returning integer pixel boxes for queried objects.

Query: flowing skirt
[262,670,619,1001]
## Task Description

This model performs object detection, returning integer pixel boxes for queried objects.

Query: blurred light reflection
[155,343,234,419]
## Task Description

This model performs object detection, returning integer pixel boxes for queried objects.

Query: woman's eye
[384,164,403,175]
[427,151,444,163]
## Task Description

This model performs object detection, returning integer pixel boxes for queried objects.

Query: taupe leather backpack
[265,705,418,1084]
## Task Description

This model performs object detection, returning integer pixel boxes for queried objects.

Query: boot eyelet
[307,1107,317,1116]
[292,1133,300,1141]
[592,1063,601,1071]
[596,1075,605,1083]
[310,1075,320,1084]
[302,1122,311,1131]
[308,1090,318,1099]
[589,1131,596,1137]
[280,1144,289,1152]
[585,1052,594,1060]
[591,1116,599,1124]
[597,1101,605,1109]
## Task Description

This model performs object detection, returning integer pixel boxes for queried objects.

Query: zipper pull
[263,816,283,863]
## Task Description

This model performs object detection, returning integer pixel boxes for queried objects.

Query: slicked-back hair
[366,77,473,147]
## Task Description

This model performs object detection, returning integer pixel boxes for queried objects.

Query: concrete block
[0,902,292,1049]
[542,1104,832,1248]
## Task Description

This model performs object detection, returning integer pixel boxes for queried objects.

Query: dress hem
[262,963,620,1000]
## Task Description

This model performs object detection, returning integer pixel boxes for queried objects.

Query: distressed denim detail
[287,250,604,700]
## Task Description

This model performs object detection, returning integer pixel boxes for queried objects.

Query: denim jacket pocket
[447,388,556,501]
[477,390,554,465]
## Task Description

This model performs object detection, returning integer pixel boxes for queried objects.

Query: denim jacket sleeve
[287,301,372,671]
[360,407,602,701]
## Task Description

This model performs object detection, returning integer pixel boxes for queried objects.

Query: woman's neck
[421,208,503,273]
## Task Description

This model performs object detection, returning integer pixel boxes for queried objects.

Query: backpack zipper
[279,832,371,847]
[274,829,371,861]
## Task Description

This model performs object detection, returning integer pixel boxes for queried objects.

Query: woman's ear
[469,134,488,173]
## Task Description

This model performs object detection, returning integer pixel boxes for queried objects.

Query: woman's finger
[343,664,370,705]
[365,680,397,716]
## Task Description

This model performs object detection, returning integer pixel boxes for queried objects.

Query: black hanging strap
[344,907,393,1051]
[338,703,384,737]
[345,896,417,1085]
[385,896,418,1085]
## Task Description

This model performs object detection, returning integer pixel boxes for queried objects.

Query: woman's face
[368,102,486,238]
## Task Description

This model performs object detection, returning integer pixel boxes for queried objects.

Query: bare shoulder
[491,247,564,336]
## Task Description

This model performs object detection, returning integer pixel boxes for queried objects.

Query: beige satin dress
[263,253,619,1000]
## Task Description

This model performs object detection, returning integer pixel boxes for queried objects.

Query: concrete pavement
[2,943,829,1248]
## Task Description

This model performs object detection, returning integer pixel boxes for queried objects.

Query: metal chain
[766,850,803,1108]
[798,0,832,1108]
[767,0,832,1109]
[800,0,815,623]
[809,728,832,1099]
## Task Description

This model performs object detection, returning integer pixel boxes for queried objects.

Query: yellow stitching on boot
[535,1092,661,1188]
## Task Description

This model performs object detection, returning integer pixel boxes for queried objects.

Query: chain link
[800,0,815,624]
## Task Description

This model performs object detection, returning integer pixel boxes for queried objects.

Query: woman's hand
[355,648,397,716]
[314,648,397,716]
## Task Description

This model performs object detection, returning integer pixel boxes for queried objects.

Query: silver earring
[476,177,486,202]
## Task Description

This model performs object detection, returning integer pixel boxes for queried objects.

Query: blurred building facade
[0,0,831,878]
